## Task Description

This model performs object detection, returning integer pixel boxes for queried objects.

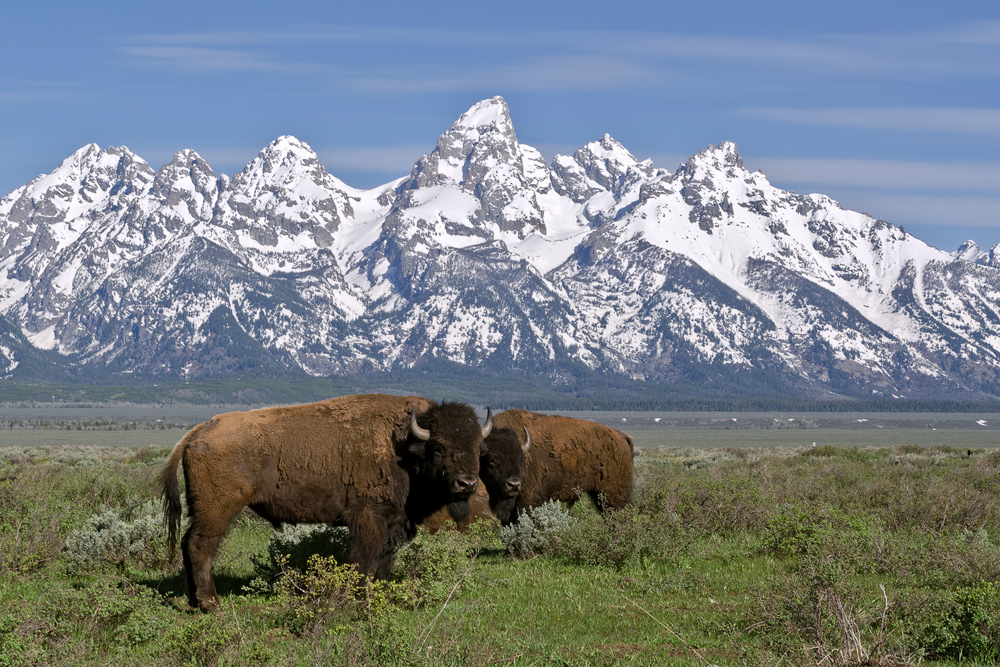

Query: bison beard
[161,394,491,612]
[446,499,472,523]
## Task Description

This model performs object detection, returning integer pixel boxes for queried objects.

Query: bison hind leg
[589,488,628,513]
[181,525,225,612]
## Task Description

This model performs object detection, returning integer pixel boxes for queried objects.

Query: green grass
[2,442,1000,665]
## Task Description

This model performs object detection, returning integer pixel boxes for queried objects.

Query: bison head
[406,402,492,521]
[479,425,530,525]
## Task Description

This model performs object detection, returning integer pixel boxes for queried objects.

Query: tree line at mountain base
[1,359,998,412]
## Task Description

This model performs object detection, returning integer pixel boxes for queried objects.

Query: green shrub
[0,458,162,575]
[800,445,880,462]
[63,500,165,573]
[393,523,489,606]
[163,611,237,665]
[500,500,575,558]
[251,523,351,582]
[254,553,416,637]
[924,581,1000,662]
[760,505,821,557]
[0,610,47,667]
[253,519,495,611]
[761,505,899,578]
[17,578,170,662]
[554,503,685,571]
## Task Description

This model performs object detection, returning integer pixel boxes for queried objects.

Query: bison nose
[454,474,478,494]
[505,477,522,493]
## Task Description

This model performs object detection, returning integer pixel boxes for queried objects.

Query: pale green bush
[63,500,164,572]
[500,500,575,558]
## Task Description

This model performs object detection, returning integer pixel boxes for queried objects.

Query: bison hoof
[196,597,220,613]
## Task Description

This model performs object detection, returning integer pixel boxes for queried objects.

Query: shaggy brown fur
[494,409,633,521]
[160,394,490,611]
[422,426,529,532]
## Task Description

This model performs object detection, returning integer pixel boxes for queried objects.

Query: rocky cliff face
[1,96,999,399]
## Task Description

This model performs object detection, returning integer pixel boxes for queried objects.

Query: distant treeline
[1,362,998,413]
[0,420,189,431]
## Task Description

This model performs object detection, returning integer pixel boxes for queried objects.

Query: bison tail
[625,433,638,458]
[160,435,188,563]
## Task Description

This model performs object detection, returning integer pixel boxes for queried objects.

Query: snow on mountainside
[1,96,999,399]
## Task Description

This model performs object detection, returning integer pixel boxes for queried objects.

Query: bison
[422,425,531,531]
[492,409,633,523]
[160,394,492,611]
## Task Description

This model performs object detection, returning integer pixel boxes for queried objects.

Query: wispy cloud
[738,154,1000,240]
[0,80,88,104]
[827,191,1000,230]
[118,19,1000,89]
[120,46,306,73]
[354,54,671,93]
[754,156,1000,193]
[740,107,1000,138]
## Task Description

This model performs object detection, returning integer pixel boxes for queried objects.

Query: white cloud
[353,54,671,93]
[754,156,1000,193]
[119,19,1000,91]
[740,107,1000,137]
[826,190,1000,229]
[120,46,291,73]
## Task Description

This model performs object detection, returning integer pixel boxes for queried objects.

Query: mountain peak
[703,141,744,167]
[71,143,103,160]
[6,143,153,223]
[150,149,220,214]
[561,134,643,196]
[402,96,521,187]
[257,135,320,164]
[267,134,313,150]
[679,141,747,183]
[453,96,512,132]
[233,135,328,187]
[390,96,547,237]
[57,143,143,174]
[954,240,985,263]
[171,148,204,162]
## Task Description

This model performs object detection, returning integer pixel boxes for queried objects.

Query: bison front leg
[348,505,406,580]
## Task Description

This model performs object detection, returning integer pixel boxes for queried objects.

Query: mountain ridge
[1,96,999,401]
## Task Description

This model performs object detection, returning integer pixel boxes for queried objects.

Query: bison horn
[481,407,493,439]
[521,426,531,453]
[409,408,431,442]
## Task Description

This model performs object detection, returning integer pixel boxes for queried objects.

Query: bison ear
[407,440,427,458]
[521,426,531,454]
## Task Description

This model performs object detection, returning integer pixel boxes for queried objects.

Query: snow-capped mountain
[1,95,999,400]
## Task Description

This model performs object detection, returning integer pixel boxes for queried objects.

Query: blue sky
[2,1,998,252]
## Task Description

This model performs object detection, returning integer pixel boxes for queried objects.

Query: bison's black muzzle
[505,477,522,496]
[453,474,479,496]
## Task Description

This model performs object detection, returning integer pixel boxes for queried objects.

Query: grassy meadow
[1,420,999,666]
